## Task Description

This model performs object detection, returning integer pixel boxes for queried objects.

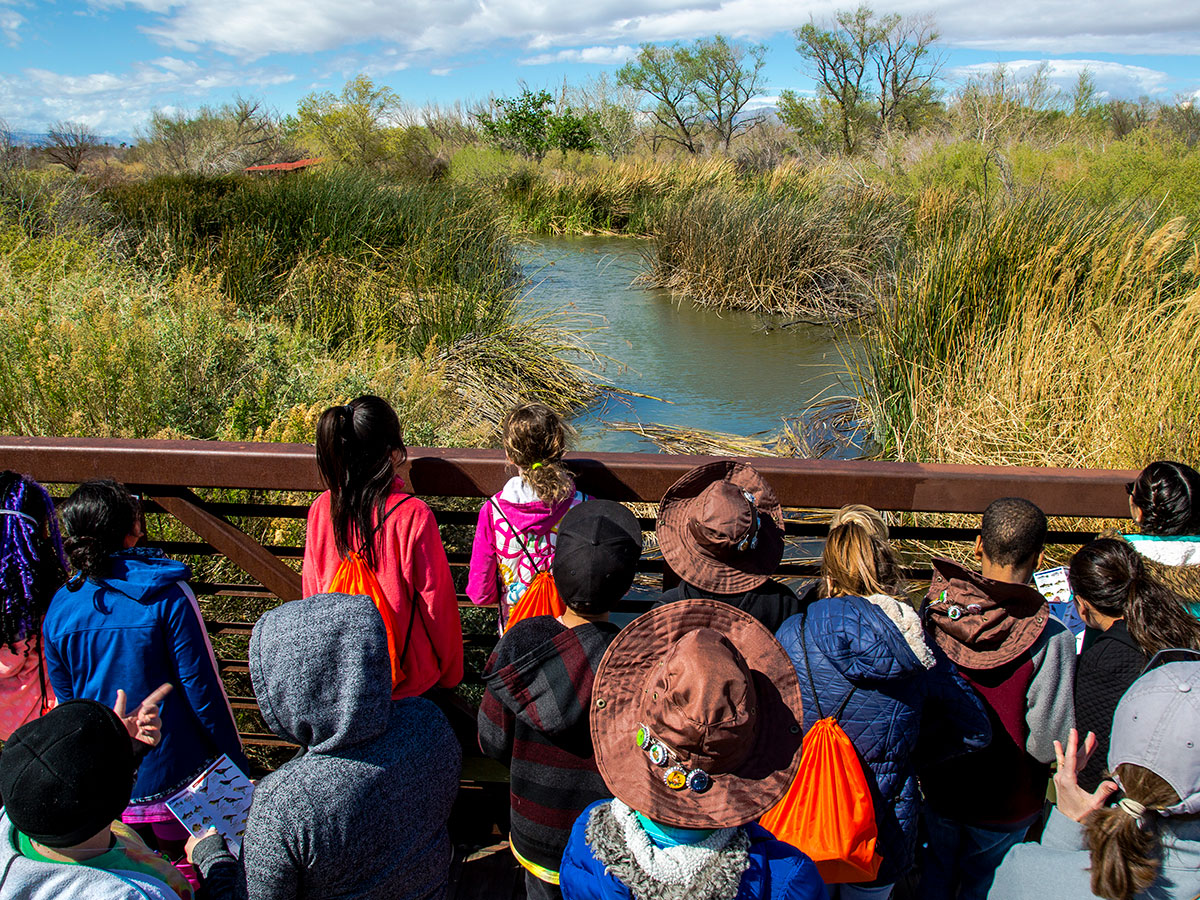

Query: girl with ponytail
[0,471,65,738]
[303,395,463,698]
[991,661,1200,900]
[467,403,587,633]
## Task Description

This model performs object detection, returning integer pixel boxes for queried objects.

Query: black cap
[553,500,643,613]
[0,700,135,848]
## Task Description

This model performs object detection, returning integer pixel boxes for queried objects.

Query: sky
[2,1,1199,141]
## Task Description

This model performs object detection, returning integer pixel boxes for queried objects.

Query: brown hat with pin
[590,599,804,829]
[656,461,786,593]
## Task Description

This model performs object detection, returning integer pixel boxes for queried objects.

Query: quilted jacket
[775,595,991,884]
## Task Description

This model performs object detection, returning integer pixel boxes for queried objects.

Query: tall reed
[862,189,1200,468]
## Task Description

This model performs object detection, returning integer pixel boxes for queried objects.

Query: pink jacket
[466,476,585,631]
[302,483,463,699]
[0,637,53,740]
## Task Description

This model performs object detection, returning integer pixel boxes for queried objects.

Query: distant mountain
[3,129,131,147]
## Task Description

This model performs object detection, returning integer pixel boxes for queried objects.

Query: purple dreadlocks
[0,471,67,649]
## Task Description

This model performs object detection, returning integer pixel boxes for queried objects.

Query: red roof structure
[244,157,324,173]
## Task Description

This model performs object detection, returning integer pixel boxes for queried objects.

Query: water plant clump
[860,189,1200,469]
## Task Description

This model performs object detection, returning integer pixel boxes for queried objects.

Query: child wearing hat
[559,599,824,900]
[918,497,1076,900]
[479,500,644,900]
[991,656,1200,900]
[0,692,185,900]
[655,461,815,634]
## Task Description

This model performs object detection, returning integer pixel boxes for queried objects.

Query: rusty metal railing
[0,435,1138,752]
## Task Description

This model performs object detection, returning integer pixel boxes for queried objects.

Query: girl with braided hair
[0,471,66,739]
[467,403,588,634]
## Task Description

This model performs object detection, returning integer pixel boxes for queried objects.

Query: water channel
[519,236,867,456]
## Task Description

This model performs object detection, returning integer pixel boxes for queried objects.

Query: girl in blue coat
[42,479,246,881]
[559,599,825,900]
[774,506,991,900]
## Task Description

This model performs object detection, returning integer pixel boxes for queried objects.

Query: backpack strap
[489,498,544,575]
[799,608,857,722]
[358,495,422,672]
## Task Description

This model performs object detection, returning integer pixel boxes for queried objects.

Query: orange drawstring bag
[759,611,883,884]
[505,570,567,629]
[326,496,417,692]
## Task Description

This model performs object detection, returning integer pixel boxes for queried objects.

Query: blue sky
[3,1,1199,140]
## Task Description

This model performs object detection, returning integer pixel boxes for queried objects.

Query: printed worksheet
[1034,565,1086,652]
[165,754,254,856]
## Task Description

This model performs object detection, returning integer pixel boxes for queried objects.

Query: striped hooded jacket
[478,616,618,882]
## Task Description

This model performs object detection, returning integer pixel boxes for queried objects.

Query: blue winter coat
[560,801,825,900]
[43,548,248,802]
[775,595,991,884]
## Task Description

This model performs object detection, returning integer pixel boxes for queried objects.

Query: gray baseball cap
[1109,658,1200,816]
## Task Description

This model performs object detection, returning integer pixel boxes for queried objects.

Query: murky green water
[519,236,866,455]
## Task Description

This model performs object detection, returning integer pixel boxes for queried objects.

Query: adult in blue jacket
[774,509,991,898]
[42,481,246,855]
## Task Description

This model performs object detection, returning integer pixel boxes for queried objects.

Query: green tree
[295,75,404,169]
[475,88,596,160]
[618,35,768,153]
[793,6,942,153]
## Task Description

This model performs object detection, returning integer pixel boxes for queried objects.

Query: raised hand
[1053,727,1119,822]
[114,682,173,748]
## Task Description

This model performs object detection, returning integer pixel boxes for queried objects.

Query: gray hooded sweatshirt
[193,593,460,900]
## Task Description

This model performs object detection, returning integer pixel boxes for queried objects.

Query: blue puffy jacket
[774,595,991,884]
[560,801,826,900]
[43,548,248,802]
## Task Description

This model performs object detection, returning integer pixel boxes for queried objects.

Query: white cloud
[0,58,295,135]
[520,44,636,66]
[949,59,1172,100]
[81,0,1200,61]
[430,67,452,76]
[0,1,25,46]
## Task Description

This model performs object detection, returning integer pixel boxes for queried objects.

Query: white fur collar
[864,594,936,669]
[610,800,737,883]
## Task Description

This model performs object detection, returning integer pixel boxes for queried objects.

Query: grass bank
[861,190,1200,468]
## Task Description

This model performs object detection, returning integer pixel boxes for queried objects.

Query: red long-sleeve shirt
[301,483,463,698]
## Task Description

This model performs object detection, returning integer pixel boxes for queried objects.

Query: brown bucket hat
[656,461,785,593]
[590,599,804,829]
[923,558,1050,669]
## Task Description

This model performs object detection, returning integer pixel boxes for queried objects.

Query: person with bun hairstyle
[302,395,463,697]
[42,479,244,885]
[468,403,587,633]
[1121,460,1200,613]
[0,471,66,738]
[774,506,989,900]
[991,659,1200,900]
[1068,538,1200,792]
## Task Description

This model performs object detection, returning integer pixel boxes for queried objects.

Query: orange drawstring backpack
[327,495,417,692]
[759,610,883,884]
[490,499,566,631]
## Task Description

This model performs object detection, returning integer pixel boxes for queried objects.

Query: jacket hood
[483,619,613,735]
[923,558,1049,670]
[492,476,579,537]
[96,548,190,602]
[807,593,933,685]
[249,593,391,753]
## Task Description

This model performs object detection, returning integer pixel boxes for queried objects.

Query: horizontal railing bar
[0,437,1138,518]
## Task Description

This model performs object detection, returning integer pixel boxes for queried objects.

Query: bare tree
[794,5,943,153]
[140,98,287,174]
[44,121,99,173]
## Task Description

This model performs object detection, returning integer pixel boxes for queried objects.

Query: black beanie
[0,699,135,848]
[552,500,643,614]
